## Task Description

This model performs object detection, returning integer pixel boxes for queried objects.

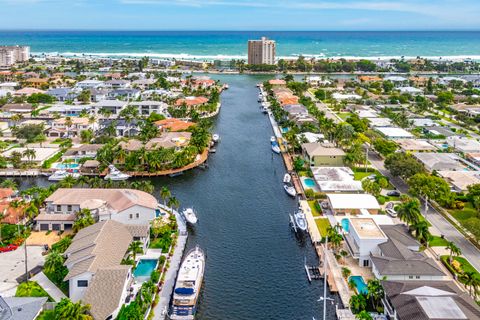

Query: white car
[386,208,397,218]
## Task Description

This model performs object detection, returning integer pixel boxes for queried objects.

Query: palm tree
[349,294,367,314]
[168,196,180,212]
[160,186,171,207]
[22,149,36,163]
[44,250,65,274]
[73,209,95,233]
[64,117,73,138]
[396,198,421,226]
[460,271,478,298]
[411,220,431,246]
[54,298,92,320]
[0,179,17,190]
[128,241,143,261]
[447,241,461,264]
[59,175,78,188]
[366,278,384,312]
[356,310,372,320]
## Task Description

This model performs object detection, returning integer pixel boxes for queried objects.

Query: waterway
[18,74,338,319]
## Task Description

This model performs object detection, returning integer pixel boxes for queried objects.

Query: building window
[67,205,72,212]
[408,276,413,279]
[136,213,139,219]
[416,276,420,279]
[363,260,369,267]
[129,214,133,219]
[77,280,88,287]
[56,205,61,212]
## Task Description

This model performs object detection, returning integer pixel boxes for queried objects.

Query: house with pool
[35,188,160,231]
[63,220,151,320]
[325,193,380,215]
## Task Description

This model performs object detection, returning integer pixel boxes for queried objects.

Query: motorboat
[104,165,130,181]
[262,105,269,113]
[182,208,198,224]
[283,173,292,183]
[223,84,229,90]
[170,246,205,320]
[270,136,277,143]
[271,143,281,154]
[294,209,308,231]
[48,170,80,181]
[212,134,220,143]
[284,184,297,197]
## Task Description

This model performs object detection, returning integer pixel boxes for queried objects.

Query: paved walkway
[31,272,66,302]
[153,234,187,320]
[368,151,480,272]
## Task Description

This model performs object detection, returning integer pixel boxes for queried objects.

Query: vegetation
[15,281,53,302]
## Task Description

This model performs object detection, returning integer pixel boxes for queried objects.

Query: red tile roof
[175,96,209,107]
[154,118,195,132]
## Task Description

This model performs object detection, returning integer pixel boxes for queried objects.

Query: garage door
[52,224,61,231]
[40,224,49,231]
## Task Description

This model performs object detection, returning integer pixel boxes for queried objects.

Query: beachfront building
[34,188,159,231]
[343,217,388,267]
[0,45,30,66]
[247,37,276,65]
[381,280,480,320]
[63,220,150,320]
[371,225,446,281]
[326,193,380,215]
[301,143,346,167]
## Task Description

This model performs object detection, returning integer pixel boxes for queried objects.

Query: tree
[436,91,454,105]
[411,220,431,245]
[366,278,384,312]
[54,298,92,320]
[77,89,91,104]
[408,173,451,205]
[128,241,143,261]
[168,196,180,212]
[372,138,397,157]
[341,267,351,279]
[447,241,461,264]
[73,209,95,233]
[80,129,94,143]
[349,294,367,314]
[396,198,421,226]
[356,310,373,320]
[384,153,425,179]
[345,143,366,169]
[459,271,479,298]
[361,179,382,197]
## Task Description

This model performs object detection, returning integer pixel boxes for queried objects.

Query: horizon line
[1,29,480,32]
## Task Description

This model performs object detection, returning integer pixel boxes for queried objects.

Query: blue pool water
[341,218,350,233]
[54,163,80,170]
[133,259,158,278]
[282,127,289,133]
[304,178,316,188]
[349,276,368,295]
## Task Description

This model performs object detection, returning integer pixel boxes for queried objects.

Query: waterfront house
[381,280,480,320]
[310,167,363,193]
[2,147,59,166]
[14,87,45,96]
[34,188,159,231]
[370,225,446,281]
[326,193,380,215]
[301,143,346,167]
[155,118,195,132]
[145,132,192,151]
[94,100,128,116]
[175,96,209,108]
[89,88,109,102]
[105,79,131,89]
[367,117,393,127]
[129,100,169,117]
[268,79,286,86]
[48,117,97,138]
[63,220,147,319]
[24,78,48,89]
[132,78,155,90]
[343,217,388,267]
[62,144,104,161]
[99,119,140,137]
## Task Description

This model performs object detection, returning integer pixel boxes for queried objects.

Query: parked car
[0,244,18,253]
[386,208,398,218]
[387,190,401,197]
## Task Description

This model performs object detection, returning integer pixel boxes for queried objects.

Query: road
[368,151,480,272]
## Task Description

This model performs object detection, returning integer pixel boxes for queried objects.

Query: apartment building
[0,46,30,66]
[247,37,276,65]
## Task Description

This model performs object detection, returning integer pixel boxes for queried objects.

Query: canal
[19,74,338,319]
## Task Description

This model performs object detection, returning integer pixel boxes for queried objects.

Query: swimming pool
[53,163,80,170]
[349,276,368,294]
[133,259,158,278]
[341,218,350,233]
[303,178,316,188]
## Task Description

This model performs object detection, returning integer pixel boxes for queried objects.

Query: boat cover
[175,287,194,295]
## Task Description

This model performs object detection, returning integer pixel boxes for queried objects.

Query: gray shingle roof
[0,296,47,320]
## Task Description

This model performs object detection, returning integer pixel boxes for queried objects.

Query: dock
[0,169,42,177]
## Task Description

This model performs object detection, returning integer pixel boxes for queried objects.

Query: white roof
[385,76,407,82]
[411,118,436,127]
[376,127,414,138]
[327,193,380,210]
[367,117,392,127]
[447,136,480,152]
[357,110,378,118]
[332,93,361,101]
[398,86,423,94]
[296,132,325,143]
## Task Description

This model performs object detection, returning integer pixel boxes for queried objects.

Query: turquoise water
[54,163,80,170]
[304,178,316,188]
[341,218,350,233]
[1,31,480,59]
[349,276,368,295]
[133,259,158,278]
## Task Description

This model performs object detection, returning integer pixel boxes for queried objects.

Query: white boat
[223,84,229,90]
[294,209,308,231]
[182,208,198,224]
[104,165,130,181]
[212,134,220,143]
[283,173,292,183]
[284,184,296,197]
[170,246,205,320]
[270,136,276,143]
[262,105,269,113]
[48,170,80,181]
[271,144,281,154]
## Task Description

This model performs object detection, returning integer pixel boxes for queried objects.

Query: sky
[0,0,480,31]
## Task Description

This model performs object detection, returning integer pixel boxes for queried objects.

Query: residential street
[368,151,480,271]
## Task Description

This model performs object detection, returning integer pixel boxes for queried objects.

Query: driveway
[368,150,480,272]
[0,245,45,295]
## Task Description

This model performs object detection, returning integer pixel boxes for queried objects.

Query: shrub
[304,189,315,199]
[377,196,386,205]
[150,270,160,283]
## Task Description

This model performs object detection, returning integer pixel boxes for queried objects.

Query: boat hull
[284,185,296,197]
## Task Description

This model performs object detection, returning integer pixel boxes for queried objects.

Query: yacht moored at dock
[212,134,220,143]
[294,208,308,232]
[170,246,205,320]
[284,184,297,197]
[48,170,80,181]
[104,165,130,181]
[182,208,198,225]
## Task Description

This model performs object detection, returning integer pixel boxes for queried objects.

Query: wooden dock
[0,170,42,177]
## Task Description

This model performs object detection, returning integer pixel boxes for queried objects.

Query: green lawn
[37,310,55,320]
[429,235,449,247]
[448,202,480,240]
[15,281,53,302]
[315,218,330,237]
[308,200,322,217]
[337,112,351,121]
[441,255,480,281]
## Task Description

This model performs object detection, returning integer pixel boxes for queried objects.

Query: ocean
[1,30,480,60]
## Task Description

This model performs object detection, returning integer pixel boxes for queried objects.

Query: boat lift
[304,257,323,282]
